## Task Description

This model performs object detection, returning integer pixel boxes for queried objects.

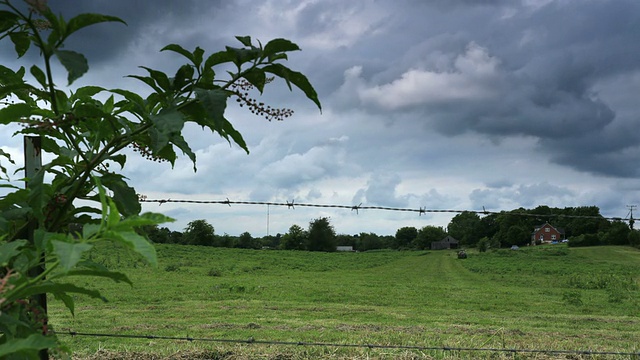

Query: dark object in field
[457,250,467,259]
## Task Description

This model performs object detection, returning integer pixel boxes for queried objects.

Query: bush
[567,234,601,247]
[165,264,180,272]
[207,268,223,277]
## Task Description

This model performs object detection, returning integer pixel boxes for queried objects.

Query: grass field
[47,244,640,359]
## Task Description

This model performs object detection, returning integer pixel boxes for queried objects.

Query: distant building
[431,235,459,250]
[336,246,354,252]
[532,222,565,244]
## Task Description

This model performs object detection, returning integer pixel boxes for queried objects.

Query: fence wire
[54,330,640,357]
[140,198,630,222]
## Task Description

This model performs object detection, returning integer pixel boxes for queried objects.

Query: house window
[545,228,550,232]
[551,235,556,240]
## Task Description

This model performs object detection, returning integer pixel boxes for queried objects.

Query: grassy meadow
[48,243,640,359]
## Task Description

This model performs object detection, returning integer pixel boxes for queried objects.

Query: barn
[430,235,459,250]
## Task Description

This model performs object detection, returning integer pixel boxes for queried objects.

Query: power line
[53,330,640,357]
[140,198,629,222]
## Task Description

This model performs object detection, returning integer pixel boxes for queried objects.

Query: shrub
[207,268,223,277]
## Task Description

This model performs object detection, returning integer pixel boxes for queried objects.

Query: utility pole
[627,205,636,230]
[24,136,49,360]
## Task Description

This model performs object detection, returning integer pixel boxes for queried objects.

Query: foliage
[235,231,258,249]
[280,224,307,250]
[447,211,482,247]
[0,0,320,357]
[306,217,337,252]
[413,225,446,250]
[182,219,215,246]
[394,226,417,249]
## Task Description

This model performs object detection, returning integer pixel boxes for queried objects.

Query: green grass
[48,244,640,359]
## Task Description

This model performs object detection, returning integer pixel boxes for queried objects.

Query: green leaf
[0,334,57,357]
[263,63,322,111]
[106,230,157,267]
[263,38,300,58]
[226,46,260,66]
[82,223,101,239]
[17,282,105,303]
[0,103,33,124]
[204,50,235,69]
[235,35,253,47]
[0,10,19,33]
[149,108,186,150]
[73,85,105,99]
[101,173,141,217]
[194,88,229,132]
[52,240,93,272]
[161,43,194,63]
[0,240,28,266]
[52,291,76,315]
[66,13,126,39]
[223,119,249,154]
[9,31,30,58]
[173,64,195,91]
[55,269,132,285]
[30,65,47,88]
[54,49,89,85]
[242,68,266,93]
[140,66,171,92]
[119,212,174,228]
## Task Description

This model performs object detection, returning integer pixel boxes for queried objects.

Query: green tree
[306,217,337,252]
[0,1,320,356]
[358,232,383,251]
[182,220,215,246]
[413,225,446,250]
[394,226,418,249]
[600,221,630,245]
[280,224,307,250]
[447,211,481,247]
[236,231,258,249]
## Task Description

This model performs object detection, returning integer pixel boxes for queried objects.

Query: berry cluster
[129,142,167,163]
[230,79,294,122]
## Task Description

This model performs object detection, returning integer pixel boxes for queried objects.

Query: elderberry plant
[0,0,321,358]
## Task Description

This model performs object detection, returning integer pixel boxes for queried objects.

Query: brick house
[531,222,565,244]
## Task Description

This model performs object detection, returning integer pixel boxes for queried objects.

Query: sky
[2,0,640,237]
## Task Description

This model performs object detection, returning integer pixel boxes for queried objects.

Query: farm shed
[431,235,459,250]
[336,246,355,252]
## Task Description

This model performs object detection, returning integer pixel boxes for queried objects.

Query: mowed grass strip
[48,244,640,358]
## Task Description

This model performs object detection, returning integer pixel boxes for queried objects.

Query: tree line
[143,205,640,251]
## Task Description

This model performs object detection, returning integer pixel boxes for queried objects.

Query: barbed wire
[53,330,640,357]
[139,198,630,222]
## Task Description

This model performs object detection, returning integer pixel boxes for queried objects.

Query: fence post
[24,135,49,360]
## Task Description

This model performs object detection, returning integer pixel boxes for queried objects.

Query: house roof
[439,235,458,243]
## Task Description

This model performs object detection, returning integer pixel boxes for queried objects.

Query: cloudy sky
[2,0,640,237]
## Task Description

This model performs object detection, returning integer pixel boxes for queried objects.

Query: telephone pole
[627,205,636,230]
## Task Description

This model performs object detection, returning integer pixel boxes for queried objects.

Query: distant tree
[600,221,631,245]
[394,226,418,249]
[214,233,234,248]
[336,234,357,248]
[307,217,337,252]
[447,211,482,247]
[413,225,446,250]
[183,219,215,246]
[358,232,384,251]
[236,231,259,249]
[281,224,307,250]
[628,229,640,248]
[504,225,531,247]
[260,234,281,249]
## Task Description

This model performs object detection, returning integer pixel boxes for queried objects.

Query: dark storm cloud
[54,0,221,65]
[335,0,640,178]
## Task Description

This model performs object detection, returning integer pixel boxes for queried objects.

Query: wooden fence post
[24,135,49,360]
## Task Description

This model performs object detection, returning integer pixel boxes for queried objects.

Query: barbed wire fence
[139,197,632,222]
[53,330,640,358]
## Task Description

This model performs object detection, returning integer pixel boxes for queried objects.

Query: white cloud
[356,42,502,109]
